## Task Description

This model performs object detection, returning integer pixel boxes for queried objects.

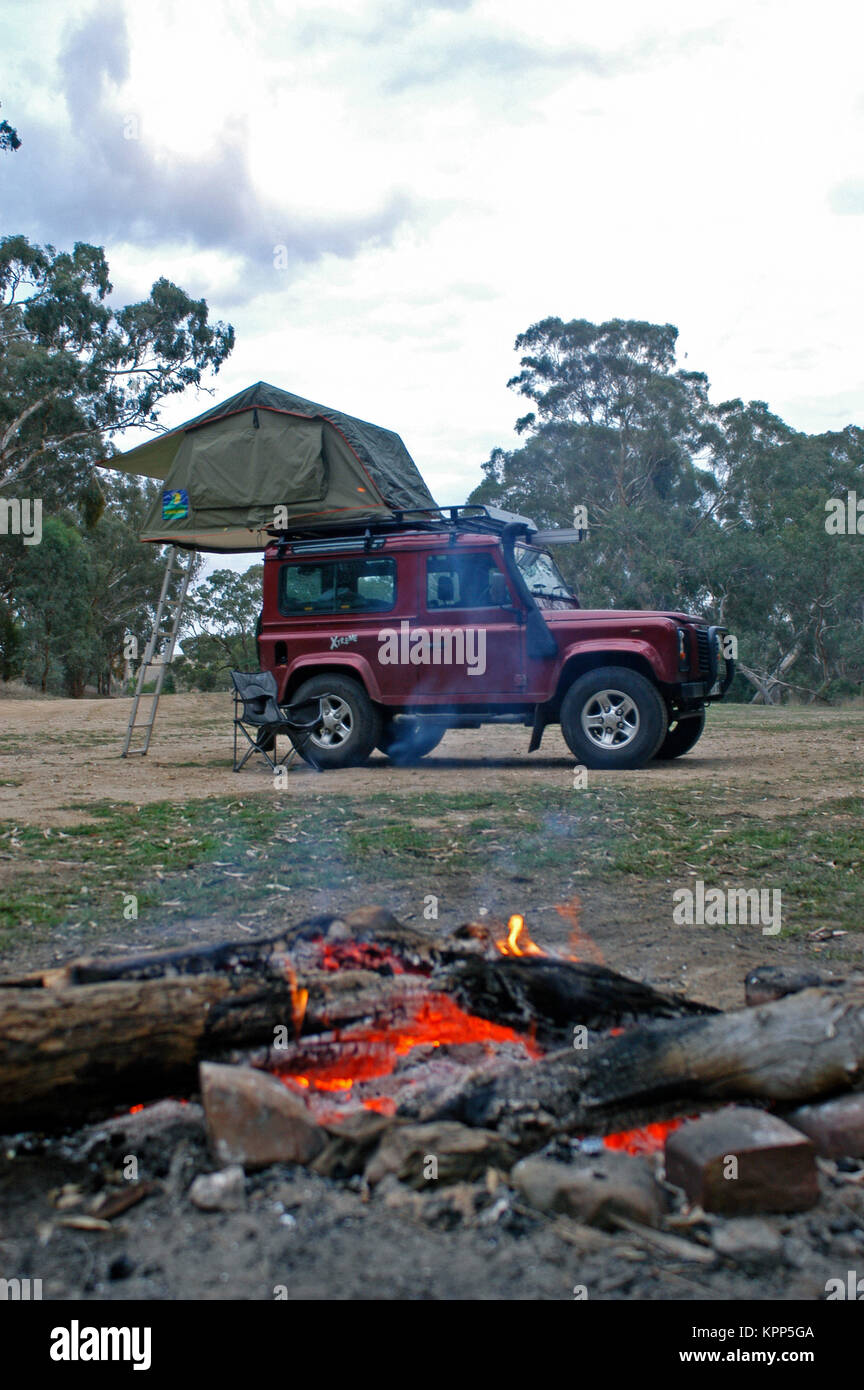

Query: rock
[342,906,403,934]
[511,1152,664,1229]
[326,920,351,941]
[378,1177,423,1215]
[665,1108,818,1214]
[420,1182,478,1228]
[744,965,830,1006]
[787,1094,864,1159]
[188,1165,246,1212]
[74,1100,207,1175]
[311,1111,394,1179]
[364,1121,513,1189]
[711,1217,783,1263]
[199,1063,325,1170]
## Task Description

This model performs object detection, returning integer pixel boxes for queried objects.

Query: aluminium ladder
[121,546,194,756]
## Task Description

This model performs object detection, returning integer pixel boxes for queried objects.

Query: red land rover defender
[256,507,734,770]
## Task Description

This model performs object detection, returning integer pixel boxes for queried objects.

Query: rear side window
[278,556,396,614]
[426,552,511,610]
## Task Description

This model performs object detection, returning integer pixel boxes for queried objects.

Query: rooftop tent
[106,381,437,552]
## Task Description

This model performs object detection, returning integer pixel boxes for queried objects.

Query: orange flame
[278,957,308,1038]
[554,894,605,965]
[496,913,544,957]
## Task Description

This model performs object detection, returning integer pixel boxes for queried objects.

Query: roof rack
[267,504,539,548]
[266,505,588,556]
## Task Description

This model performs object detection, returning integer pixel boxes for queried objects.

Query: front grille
[695,628,712,675]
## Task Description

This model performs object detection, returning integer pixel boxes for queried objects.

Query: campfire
[1,904,861,1227]
[261,909,676,1153]
[264,912,549,1123]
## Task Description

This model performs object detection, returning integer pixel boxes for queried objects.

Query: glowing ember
[320,940,409,974]
[361,1096,397,1116]
[274,992,542,1106]
[497,913,544,957]
[602,1119,685,1155]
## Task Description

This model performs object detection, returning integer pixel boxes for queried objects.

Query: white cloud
[4,0,864,547]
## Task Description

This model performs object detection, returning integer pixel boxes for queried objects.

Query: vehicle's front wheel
[289,674,382,769]
[377,717,446,765]
[654,708,706,760]
[560,666,667,770]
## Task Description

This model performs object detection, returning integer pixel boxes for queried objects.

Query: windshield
[514,545,578,607]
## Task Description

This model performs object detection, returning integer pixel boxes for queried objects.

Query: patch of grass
[1,780,862,953]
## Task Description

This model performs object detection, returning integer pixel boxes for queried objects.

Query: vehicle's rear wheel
[289,674,382,769]
[654,708,706,760]
[377,717,446,765]
[560,666,667,770]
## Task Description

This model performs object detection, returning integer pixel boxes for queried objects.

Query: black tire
[289,674,382,769]
[654,708,706,760]
[377,718,446,765]
[560,665,667,770]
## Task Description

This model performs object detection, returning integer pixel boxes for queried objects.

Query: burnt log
[434,982,864,1145]
[581,982,864,1111]
[743,964,850,1006]
[0,960,428,1133]
[0,907,724,1133]
[19,910,860,1140]
[441,955,714,1043]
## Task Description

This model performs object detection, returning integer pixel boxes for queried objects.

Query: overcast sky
[4,0,864,566]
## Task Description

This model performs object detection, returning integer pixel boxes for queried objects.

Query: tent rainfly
[104,381,438,552]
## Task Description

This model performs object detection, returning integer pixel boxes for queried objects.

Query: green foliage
[471,317,864,701]
[0,101,20,153]
[174,565,263,691]
[0,234,234,500]
[0,598,23,679]
[3,461,199,697]
[0,232,233,696]
[15,516,94,694]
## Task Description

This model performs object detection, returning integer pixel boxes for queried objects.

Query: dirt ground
[1,694,860,1006]
[1,694,863,1302]
[1,691,861,827]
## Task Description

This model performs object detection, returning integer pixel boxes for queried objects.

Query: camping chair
[230,670,323,773]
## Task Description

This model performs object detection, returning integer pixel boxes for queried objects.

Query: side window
[279,557,396,614]
[426,553,511,610]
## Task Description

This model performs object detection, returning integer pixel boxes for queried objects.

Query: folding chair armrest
[279,697,323,731]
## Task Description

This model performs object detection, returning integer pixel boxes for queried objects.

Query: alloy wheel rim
[309,695,354,749]
[580,689,640,749]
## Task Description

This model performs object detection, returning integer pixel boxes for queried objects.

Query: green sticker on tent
[163,488,189,521]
